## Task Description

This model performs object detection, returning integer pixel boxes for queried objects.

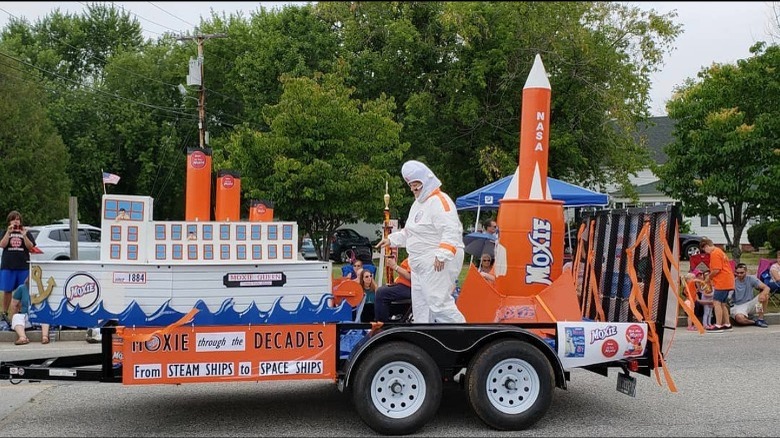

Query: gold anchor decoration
[30,265,56,305]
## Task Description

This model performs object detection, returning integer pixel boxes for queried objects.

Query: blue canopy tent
[455,174,609,254]
[455,175,609,211]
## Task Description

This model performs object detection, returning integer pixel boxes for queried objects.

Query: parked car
[329,228,373,263]
[299,237,318,260]
[26,223,102,261]
[678,233,702,261]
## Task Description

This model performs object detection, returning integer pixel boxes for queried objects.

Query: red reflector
[627,359,639,372]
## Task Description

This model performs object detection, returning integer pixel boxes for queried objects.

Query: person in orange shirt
[373,256,412,322]
[699,238,734,332]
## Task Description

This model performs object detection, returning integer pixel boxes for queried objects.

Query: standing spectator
[731,263,770,328]
[0,211,36,323]
[699,238,734,332]
[374,256,412,322]
[376,160,466,323]
[483,219,498,235]
[10,278,50,345]
[355,269,377,322]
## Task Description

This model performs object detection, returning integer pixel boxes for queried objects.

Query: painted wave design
[30,295,354,327]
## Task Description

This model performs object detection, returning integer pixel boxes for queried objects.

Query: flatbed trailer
[2,317,659,435]
[2,54,688,435]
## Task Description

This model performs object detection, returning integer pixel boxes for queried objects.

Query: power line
[0,5,259,129]
[147,2,197,28]
[0,49,196,118]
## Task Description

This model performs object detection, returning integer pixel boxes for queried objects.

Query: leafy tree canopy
[0,59,71,224]
[216,70,410,259]
[657,42,780,260]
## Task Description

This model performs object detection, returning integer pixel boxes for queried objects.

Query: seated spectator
[355,268,377,322]
[10,278,50,345]
[483,219,498,236]
[374,256,412,322]
[731,263,770,328]
[343,259,364,280]
[477,253,496,283]
[766,252,780,291]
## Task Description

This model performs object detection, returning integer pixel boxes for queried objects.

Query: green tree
[217,71,410,260]
[198,4,340,133]
[317,2,681,198]
[657,43,780,261]
[0,59,71,224]
[1,7,191,223]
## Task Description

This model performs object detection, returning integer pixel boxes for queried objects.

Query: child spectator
[684,269,712,330]
[698,272,715,330]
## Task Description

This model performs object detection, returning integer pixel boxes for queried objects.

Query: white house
[606,116,750,247]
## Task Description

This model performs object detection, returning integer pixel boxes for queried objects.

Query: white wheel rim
[370,361,426,419]
[484,358,540,414]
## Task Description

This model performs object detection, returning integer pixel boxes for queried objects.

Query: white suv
[26,223,102,261]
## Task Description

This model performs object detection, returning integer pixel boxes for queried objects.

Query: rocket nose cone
[524,54,551,90]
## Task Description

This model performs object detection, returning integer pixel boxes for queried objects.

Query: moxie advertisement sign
[120,324,336,385]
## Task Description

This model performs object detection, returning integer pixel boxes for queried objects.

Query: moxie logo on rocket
[525,217,553,285]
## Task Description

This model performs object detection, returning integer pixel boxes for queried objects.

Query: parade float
[2,55,689,436]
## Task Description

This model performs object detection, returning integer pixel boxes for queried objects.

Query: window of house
[700,214,719,226]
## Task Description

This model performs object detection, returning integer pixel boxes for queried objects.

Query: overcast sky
[0,2,775,116]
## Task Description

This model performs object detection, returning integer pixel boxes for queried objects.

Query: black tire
[352,341,442,435]
[682,242,700,261]
[466,339,554,431]
[340,249,353,264]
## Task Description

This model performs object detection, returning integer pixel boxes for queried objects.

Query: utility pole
[177,33,227,148]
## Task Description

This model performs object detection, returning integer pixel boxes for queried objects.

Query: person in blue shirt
[10,278,50,345]
[731,263,770,328]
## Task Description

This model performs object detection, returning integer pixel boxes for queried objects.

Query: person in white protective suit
[376,160,466,323]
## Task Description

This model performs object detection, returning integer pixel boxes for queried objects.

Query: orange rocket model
[457,54,580,324]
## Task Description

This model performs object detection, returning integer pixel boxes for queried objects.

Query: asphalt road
[1,326,777,437]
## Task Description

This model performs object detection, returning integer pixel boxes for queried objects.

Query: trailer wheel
[352,341,441,435]
[467,339,554,431]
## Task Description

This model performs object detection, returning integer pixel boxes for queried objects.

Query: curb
[0,329,88,343]
[677,312,779,327]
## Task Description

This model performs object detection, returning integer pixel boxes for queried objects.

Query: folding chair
[757,258,780,307]
[689,253,709,273]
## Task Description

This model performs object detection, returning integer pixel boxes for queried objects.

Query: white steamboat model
[29,194,348,328]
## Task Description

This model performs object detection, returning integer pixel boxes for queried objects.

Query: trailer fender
[340,325,566,391]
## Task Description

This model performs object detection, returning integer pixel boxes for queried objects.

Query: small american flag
[102,172,120,185]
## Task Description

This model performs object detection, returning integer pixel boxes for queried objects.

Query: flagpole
[101,168,106,195]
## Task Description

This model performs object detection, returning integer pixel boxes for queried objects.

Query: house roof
[608,117,674,197]
[632,179,661,195]
[636,116,674,165]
